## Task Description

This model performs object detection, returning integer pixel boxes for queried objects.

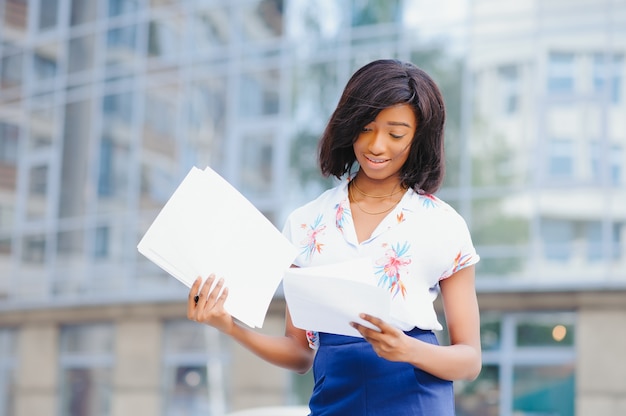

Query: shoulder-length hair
[318,59,446,194]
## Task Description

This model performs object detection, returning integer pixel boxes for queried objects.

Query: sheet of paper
[283,259,391,337]
[138,166,298,328]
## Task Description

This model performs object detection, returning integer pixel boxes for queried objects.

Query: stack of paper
[137,166,298,328]
[283,259,391,338]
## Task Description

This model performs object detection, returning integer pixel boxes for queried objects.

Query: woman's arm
[187,274,315,374]
[351,265,482,381]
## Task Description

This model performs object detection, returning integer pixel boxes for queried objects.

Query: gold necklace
[349,183,402,215]
[351,180,404,198]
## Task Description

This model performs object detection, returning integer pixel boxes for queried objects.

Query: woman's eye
[390,133,405,139]
[361,127,372,132]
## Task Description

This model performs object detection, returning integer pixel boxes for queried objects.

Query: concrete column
[14,324,59,416]
[577,309,626,416]
[111,319,163,416]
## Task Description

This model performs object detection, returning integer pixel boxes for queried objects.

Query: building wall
[2,290,626,415]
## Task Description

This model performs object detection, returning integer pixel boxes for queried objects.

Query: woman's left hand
[351,314,414,362]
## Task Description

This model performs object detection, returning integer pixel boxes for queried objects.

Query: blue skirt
[308,328,454,416]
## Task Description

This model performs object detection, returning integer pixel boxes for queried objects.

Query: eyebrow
[387,121,412,128]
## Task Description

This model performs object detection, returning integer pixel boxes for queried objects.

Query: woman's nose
[367,131,386,154]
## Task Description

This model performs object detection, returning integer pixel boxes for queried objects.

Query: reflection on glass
[93,226,110,259]
[139,163,179,211]
[540,218,574,262]
[56,229,84,263]
[455,364,499,416]
[60,324,114,416]
[106,25,138,73]
[2,0,28,33]
[70,0,97,26]
[239,70,280,117]
[163,365,210,415]
[27,165,48,219]
[240,131,273,197]
[239,0,283,41]
[38,0,59,30]
[21,234,46,264]
[30,106,56,149]
[68,35,96,74]
[516,313,575,347]
[476,255,526,277]
[187,77,226,166]
[480,315,501,351]
[34,43,60,82]
[471,197,530,246]
[0,122,19,165]
[148,17,183,60]
[142,86,178,166]
[99,92,133,212]
[351,0,400,26]
[513,365,575,416]
[0,53,23,90]
[547,52,575,95]
[191,6,230,49]
[162,321,229,416]
[592,53,622,104]
[108,0,139,17]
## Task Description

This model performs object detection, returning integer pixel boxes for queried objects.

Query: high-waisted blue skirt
[308,328,454,416]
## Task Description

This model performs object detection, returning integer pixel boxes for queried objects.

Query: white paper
[138,166,298,328]
[283,259,392,337]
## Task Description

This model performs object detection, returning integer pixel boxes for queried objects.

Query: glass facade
[58,324,115,416]
[162,320,231,416]
[0,0,624,414]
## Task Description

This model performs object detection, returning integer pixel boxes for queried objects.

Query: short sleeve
[439,212,480,281]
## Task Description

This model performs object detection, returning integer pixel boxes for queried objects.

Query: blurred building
[0,0,624,415]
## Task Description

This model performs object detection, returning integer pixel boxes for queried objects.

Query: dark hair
[318,59,446,194]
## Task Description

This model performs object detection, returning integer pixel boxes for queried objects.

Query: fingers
[187,274,227,321]
[187,276,203,318]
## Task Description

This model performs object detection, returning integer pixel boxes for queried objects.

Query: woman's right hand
[187,274,235,335]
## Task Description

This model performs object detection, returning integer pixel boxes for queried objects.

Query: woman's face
[353,104,416,183]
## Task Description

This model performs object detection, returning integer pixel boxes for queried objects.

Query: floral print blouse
[282,179,479,349]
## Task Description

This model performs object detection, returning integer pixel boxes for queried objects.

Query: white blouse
[282,179,479,348]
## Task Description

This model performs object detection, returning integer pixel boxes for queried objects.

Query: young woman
[188,59,481,415]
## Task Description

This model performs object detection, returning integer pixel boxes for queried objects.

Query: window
[590,141,623,185]
[351,0,400,26]
[240,131,274,197]
[107,0,139,17]
[547,52,575,95]
[0,123,19,164]
[162,320,230,416]
[498,65,520,115]
[547,139,574,179]
[0,53,23,90]
[38,0,59,30]
[593,53,622,104]
[93,226,110,259]
[239,70,280,117]
[59,324,114,416]
[0,329,17,416]
[455,313,576,416]
[540,219,574,262]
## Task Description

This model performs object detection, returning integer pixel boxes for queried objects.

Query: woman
[188,59,481,415]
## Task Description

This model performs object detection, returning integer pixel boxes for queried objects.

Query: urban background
[0,0,625,415]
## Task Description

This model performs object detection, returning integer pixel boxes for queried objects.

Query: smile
[365,156,390,164]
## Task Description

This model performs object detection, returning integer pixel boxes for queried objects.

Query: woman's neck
[350,175,404,199]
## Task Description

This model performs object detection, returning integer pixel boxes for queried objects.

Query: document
[283,259,392,338]
[137,166,298,328]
